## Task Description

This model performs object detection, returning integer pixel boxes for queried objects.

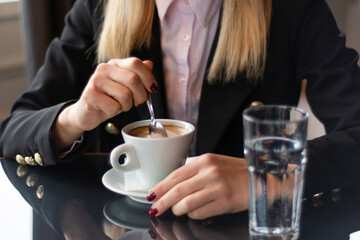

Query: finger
[108,58,157,93]
[95,63,148,106]
[147,161,200,202]
[169,171,235,218]
[171,187,214,217]
[142,60,155,100]
[97,76,144,111]
[266,173,282,205]
[143,60,153,71]
[150,174,204,217]
[86,86,122,117]
[187,200,230,220]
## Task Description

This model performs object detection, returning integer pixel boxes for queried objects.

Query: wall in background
[0,1,27,121]
[327,0,360,61]
[0,3,32,239]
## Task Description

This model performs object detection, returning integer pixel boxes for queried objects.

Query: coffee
[128,125,188,138]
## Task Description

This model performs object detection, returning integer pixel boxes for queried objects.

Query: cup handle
[110,143,140,172]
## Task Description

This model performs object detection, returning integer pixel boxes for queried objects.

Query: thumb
[143,60,154,71]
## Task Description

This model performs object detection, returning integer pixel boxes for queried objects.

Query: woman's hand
[52,58,156,150]
[147,154,249,220]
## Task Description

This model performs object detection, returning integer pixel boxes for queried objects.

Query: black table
[1,155,360,240]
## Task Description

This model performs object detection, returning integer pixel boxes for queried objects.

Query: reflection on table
[1,155,360,240]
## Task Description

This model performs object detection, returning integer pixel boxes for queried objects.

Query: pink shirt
[156,0,222,128]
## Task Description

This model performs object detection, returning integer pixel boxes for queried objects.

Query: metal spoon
[146,92,168,137]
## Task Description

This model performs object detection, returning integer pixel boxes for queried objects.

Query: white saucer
[102,157,197,204]
[102,169,149,204]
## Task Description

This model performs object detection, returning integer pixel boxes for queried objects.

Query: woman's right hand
[52,58,157,150]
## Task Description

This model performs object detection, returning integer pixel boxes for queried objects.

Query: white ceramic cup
[110,119,195,191]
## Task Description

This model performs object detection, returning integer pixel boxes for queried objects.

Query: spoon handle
[146,92,168,137]
[146,92,155,121]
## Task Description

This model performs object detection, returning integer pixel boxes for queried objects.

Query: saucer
[104,196,178,231]
[102,157,197,204]
[102,169,149,203]
[103,197,153,230]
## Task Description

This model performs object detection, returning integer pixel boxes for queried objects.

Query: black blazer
[1,0,360,195]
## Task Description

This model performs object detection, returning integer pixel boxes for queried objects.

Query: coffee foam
[128,125,188,138]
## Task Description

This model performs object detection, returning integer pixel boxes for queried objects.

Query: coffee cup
[110,119,195,191]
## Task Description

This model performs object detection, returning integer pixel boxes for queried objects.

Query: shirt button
[179,78,186,84]
[182,34,189,41]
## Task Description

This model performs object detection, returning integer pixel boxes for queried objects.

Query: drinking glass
[243,105,308,239]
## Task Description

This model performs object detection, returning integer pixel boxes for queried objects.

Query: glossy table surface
[1,155,360,240]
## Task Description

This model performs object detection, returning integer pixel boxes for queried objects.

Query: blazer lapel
[195,19,255,155]
[196,77,255,155]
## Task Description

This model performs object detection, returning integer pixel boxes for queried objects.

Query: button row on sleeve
[16,153,43,166]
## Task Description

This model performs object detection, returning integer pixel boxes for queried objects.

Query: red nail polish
[150,217,159,228]
[150,83,158,93]
[147,192,156,201]
[148,229,157,239]
[149,207,158,216]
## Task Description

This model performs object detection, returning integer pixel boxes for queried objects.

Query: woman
[1,0,360,220]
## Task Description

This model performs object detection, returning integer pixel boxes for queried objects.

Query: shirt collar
[156,0,223,28]
[156,0,173,22]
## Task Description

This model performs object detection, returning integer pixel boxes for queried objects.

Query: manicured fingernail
[147,60,153,68]
[149,206,158,216]
[147,192,156,201]
[150,217,159,228]
[148,229,157,239]
[150,83,158,93]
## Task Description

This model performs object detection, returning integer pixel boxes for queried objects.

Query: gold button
[25,156,37,166]
[331,187,342,194]
[249,101,264,108]
[26,174,38,187]
[36,185,44,199]
[105,122,120,135]
[15,155,26,165]
[313,192,324,199]
[16,165,28,177]
[34,153,43,166]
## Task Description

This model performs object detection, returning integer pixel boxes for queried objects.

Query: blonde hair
[97,0,272,83]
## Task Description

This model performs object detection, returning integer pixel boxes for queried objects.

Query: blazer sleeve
[293,0,360,194]
[0,0,99,166]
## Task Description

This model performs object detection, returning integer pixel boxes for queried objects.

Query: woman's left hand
[147,153,249,220]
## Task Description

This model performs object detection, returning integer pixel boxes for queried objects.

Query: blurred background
[1,0,359,134]
[0,0,359,239]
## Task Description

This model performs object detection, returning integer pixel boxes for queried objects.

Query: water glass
[243,105,308,239]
